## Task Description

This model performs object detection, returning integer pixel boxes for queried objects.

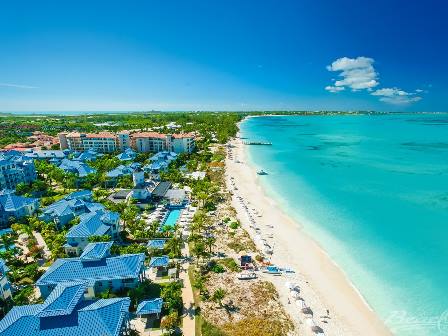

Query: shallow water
[241,114,448,336]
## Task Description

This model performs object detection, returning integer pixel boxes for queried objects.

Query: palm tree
[205,236,216,254]
[0,234,14,252]
[166,233,182,258]
[197,191,208,208]
[212,288,226,308]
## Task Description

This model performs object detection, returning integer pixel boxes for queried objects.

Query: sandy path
[180,243,196,336]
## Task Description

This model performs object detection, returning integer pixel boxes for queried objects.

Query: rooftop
[59,159,96,177]
[148,256,169,268]
[146,239,166,250]
[136,298,163,315]
[0,281,130,336]
[0,192,38,212]
[151,182,172,198]
[65,211,119,240]
[79,242,113,261]
[36,253,145,287]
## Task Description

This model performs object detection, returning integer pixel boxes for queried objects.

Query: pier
[243,141,272,145]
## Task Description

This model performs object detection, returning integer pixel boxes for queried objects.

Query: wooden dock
[243,141,272,145]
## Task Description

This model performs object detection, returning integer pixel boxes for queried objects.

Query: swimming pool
[163,209,181,227]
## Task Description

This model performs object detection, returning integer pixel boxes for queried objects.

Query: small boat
[262,265,282,275]
[257,170,268,175]
[237,271,257,280]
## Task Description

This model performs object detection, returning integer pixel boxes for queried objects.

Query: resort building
[0,259,12,300]
[36,242,146,298]
[131,132,195,153]
[59,132,118,153]
[0,281,131,336]
[0,190,39,227]
[59,130,195,154]
[0,151,37,190]
[117,130,131,150]
[165,188,187,206]
[26,131,60,148]
[171,133,196,153]
[58,158,96,177]
[1,132,59,152]
[64,210,121,256]
[39,190,104,228]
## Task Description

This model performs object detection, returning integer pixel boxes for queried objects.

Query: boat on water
[257,170,268,175]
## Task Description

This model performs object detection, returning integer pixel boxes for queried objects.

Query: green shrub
[229,221,239,229]
[202,319,227,336]
[211,263,225,273]
[220,258,240,272]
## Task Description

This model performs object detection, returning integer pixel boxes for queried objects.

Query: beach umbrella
[306,318,316,327]
[295,299,306,308]
[290,291,300,299]
[302,307,313,315]
[311,326,324,333]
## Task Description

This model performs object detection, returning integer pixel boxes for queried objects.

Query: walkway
[32,231,51,259]
[179,243,196,336]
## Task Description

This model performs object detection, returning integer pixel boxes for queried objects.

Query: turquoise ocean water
[241,114,448,336]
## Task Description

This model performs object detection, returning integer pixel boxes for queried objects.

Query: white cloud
[371,87,422,105]
[325,56,425,105]
[325,85,345,93]
[0,82,38,89]
[326,56,379,91]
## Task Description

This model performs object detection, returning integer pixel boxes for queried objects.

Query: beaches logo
[385,310,448,335]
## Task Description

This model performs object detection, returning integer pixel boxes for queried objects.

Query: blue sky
[0,0,447,112]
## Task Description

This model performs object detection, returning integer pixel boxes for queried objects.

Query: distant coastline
[1,110,447,118]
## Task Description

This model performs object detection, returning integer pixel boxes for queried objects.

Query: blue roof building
[36,243,146,298]
[73,149,101,162]
[40,190,104,228]
[136,298,163,317]
[64,190,92,201]
[0,190,39,226]
[79,242,113,261]
[116,148,136,161]
[148,256,169,269]
[65,211,120,256]
[24,150,67,162]
[129,162,142,170]
[0,151,37,190]
[106,165,134,179]
[0,281,131,336]
[146,239,166,250]
[58,159,96,177]
[0,259,12,300]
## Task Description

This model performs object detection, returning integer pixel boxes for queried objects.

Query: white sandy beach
[225,133,391,336]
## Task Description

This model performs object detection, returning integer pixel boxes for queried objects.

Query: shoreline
[224,120,391,336]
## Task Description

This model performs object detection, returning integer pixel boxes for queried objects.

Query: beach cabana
[136,298,163,318]
[147,239,167,250]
